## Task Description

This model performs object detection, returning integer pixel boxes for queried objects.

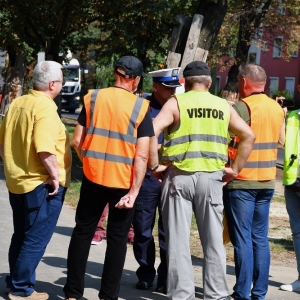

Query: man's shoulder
[230,100,249,124]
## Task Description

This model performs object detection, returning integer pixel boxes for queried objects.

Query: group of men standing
[0,55,298,300]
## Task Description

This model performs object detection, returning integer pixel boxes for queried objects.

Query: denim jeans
[6,183,66,296]
[284,186,300,277]
[223,189,274,300]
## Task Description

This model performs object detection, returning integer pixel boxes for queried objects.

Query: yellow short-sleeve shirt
[0,90,72,194]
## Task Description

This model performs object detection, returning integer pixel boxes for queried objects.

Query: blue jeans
[284,186,300,277]
[6,183,66,296]
[223,189,274,300]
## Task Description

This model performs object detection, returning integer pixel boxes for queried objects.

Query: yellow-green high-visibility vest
[161,90,230,172]
[283,110,300,185]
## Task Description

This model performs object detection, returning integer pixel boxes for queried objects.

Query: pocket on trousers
[25,183,47,210]
[207,178,223,206]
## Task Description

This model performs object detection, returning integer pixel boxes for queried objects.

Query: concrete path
[0,165,299,299]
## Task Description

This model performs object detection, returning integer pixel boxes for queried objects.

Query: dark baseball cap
[114,56,145,78]
[183,61,211,77]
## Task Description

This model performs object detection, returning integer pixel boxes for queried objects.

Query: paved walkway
[0,165,299,300]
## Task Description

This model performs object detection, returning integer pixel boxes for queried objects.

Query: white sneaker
[280,280,300,292]
[91,239,102,245]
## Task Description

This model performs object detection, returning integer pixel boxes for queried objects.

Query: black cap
[183,61,211,77]
[114,56,144,78]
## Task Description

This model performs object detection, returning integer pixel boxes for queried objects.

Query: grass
[272,195,285,203]
[269,238,294,253]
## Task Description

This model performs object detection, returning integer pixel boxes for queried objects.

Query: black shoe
[155,283,167,295]
[135,280,153,290]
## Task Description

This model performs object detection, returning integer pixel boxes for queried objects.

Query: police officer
[133,68,181,293]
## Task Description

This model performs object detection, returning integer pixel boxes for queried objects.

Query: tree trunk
[0,46,26,117]
[196,0,228,50]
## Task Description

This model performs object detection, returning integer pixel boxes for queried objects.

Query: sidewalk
[0,166,299,299]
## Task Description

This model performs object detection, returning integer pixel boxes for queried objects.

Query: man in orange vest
[63,56,154,300]
[223,63,285,300]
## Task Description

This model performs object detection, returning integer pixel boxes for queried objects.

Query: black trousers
[63,175,134,300]
[132,175,167,287]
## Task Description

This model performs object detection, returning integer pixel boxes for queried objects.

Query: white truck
[61,58,81,113]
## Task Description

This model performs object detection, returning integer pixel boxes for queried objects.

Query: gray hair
[238,63,266,83]
[32,61,63,90]
[185,75,212,88]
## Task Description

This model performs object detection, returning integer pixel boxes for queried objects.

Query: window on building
[269,77,279,97]
[215,76,220,95]
[248,52,257,63]
[278,6,286,15]
[262,42,268,52]
[291,48,298,58]
[278,0,286,15]
[285,77,295,98]
[273,37,283,58]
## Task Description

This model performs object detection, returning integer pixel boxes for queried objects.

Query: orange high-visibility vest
[228,94,284,181]
[82,87,149,188]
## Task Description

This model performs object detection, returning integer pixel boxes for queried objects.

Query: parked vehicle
[61,58,81,113]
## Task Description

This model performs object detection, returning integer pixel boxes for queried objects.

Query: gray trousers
[161,166,229,300]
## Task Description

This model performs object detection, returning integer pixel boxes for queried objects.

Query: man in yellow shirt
[0,61,72,300]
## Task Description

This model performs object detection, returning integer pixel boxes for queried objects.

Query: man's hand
[222,167,239,186]
[44,176,59,195]
[115,192,138,209]
[38,152,60,196]
[151,164,170,182]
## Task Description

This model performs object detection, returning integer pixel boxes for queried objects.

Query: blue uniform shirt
[147,93,164,144]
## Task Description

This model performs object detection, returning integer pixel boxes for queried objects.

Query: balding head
[238,64,266,84]
[238,63,266,98]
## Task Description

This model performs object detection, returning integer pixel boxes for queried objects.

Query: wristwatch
[149,165,159,172]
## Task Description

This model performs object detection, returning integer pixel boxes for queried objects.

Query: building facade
[216,34,300,102]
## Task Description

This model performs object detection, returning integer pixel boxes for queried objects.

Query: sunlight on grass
[269,238,294,253]
[272,195,285,203]
[65,180,81,207]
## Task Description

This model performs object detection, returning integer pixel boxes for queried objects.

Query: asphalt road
[61,108,80,119]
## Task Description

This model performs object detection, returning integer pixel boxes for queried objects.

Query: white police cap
[148,68,181,87]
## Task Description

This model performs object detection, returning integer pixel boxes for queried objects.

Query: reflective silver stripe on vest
[231,141,278,150]
[244,160,277,168]
[127,97,144,136]
[86,94,143,144]
[89,89,100,127]
[82,150,134,165]
[86,128,137,144]
[162,151,228,162]
[164,134,228,148]
[252,142,278,150]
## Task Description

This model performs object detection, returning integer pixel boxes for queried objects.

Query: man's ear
[134,76,141,85]
[49,81,55,91]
